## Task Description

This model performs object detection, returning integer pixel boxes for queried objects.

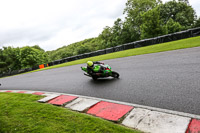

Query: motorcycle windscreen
[81,67,88,72]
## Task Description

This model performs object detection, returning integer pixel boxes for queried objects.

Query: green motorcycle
[81,64,119,80]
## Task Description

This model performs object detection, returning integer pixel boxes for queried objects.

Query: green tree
[140,7,167,39]
[160,0,196,29]
[98,26,113,49]
[32,45,45,52]
[120,20,140,44]
[194,17,200,28]
[47,38,99,61]
[1,47,21,72]
[76,45,91,55]
[123,0,162,40]
[98,19,125,48]
[59,50,73,59]
[0,49,7,73]
[20,46,48,68]
[166,18,183,34]
[111,18,123,46]
[20,46,38,68]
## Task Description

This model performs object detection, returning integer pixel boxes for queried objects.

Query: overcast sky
[0,0,199,51]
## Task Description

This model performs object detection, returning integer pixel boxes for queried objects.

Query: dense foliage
[0,45,49,74]
[47,38,100,61]
[0,0,199,73]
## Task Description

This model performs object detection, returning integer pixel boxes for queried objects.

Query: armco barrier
[96,49,106,56]
[60,59,65,64]
[90,51,98,57]
[18,69,27,74]
[48,62,54,66]
[77,54,84,60]
[0,27,199,78]
[82,53,90,58]
[75,55,81,60]
[26,68,32,72]
[65,57,72,62]
[32,65,40,70]
[53,59,62,65]
[191,27,200,36]
[105,47,114,54]
[114,45,124,52]
[10,70,19,75]
[124,42,134,50]
[70,56,77,61]
[63,57,70,63]
[172,31,190,40]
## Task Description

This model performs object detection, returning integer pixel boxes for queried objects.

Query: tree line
[0,45,49,74]
[1,0,200,74]
[48,0,200,60]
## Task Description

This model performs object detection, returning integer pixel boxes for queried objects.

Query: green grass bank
[0,93,141,133]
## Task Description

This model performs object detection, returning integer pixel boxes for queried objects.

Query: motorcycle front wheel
[111,71,119,78]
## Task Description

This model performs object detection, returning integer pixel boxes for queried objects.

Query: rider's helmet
[87,61,94,68]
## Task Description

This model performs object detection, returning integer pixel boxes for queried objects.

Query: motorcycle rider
[87,61,104,76]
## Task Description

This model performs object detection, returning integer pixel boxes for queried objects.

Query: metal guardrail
[48,27,200,66]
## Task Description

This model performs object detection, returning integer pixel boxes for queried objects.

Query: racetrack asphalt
[1,47,200,115]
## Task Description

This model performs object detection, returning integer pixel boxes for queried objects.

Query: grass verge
[0,93,141,133]
[34,36,200,71]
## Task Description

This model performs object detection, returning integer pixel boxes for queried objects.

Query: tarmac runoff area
[0,90,200,133]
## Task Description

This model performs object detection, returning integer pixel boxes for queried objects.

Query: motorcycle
[81,64,120,80]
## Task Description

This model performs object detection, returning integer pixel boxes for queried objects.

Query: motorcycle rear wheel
[92,76,98,81]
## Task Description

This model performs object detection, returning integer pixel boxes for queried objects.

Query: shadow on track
[89,78,120,85]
